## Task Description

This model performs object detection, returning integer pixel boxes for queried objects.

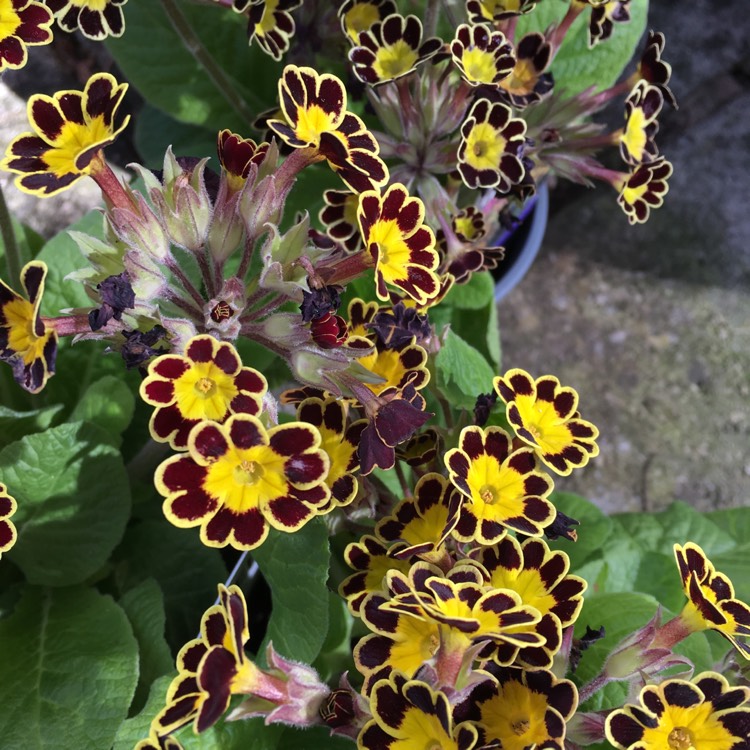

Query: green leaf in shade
[595,529,642,594]
[106,3,280,132]
[443,270,495,310]
[435,329,496,410]
[0,216,44,279]
[516,0,648,94]
[178,719,284,750]
[611,511,664,552]
[252,519,330,664]
[120,578,174,714]
[69,375,136,438]
[710,543,750,605]
[113,520,228,650]
[0,421,131,586]
[707,508,750,545]
[313,591,355,683]
[0,404,63,450]
[632,550,686,613]
[113,674,173,750]
[0,586,138,750]
[277,726,353,749]
[652,502,736,555]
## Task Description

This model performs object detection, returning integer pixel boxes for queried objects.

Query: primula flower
[0,0,53,72]
[155,414,330,550]
[44,0,126,39]
[242,0,301,61]
[673,542,750,658]
[349,13,442,86]
[588,0,631,48]
[296,396,366,508]
[605,671,750,750]
[359,672,480,750]
[616,156,672,224]
[1,72,129,196]
[495,32,553,108]
[451,24,515,88]
[620,81,663,165]
[338,0,396,44]
[355,338,430,398]
[216,129,270,193]
[357,183,441,304]
[268,64,388,193]
[636,30,677,109]
[467,0,539,23]
[140,334,268,451]
[0,261,57,393]
[460,667,578,750]
[319,189,362,252]
[493,368,600,476]
[457,99,527,193]
[445,425,556,544]
[0,483,18,558]
[134,733,183,750]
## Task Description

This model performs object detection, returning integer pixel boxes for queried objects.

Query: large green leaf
[69,374,136,438]
[0,586,138,750]
[705,508,750,546]
[0,421,131,586]
[113,674,173,750]
[435,328,496,410]
[253,519,331,664]
[0,404,63,451]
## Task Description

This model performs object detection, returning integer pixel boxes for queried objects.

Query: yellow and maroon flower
[457,99,527,193]
[466,0,539,23]
[357,183,441,304]
[620,81,663,166]
[636,30,677,109]
[0,261,57,393]
[0,483,18,559]
[134,732,183,750]
[445,425,556,544]
[1,72,129,197]
[673,542,750,659]
[155,414,330,550]
[319,188,362,252]
[268,64,388,193]
[44,0,126,39]
[616,156,672,225]
[349,13,442,86]
[140,335,267,451]
[242,0,301,61]
[0,0,53,72]
[216,129,270,193]
[588,0,631,48]
[474,537,586,667]
[375,473,462,565]
[496,32,553,108]
[338,0,396,44]
[296,396,366,509]
[359,672,480,750]
[451,24,515,88]
[462,667,577,750]
[605,671,750,750]
[354,338,430,399]
[493,368,599,476]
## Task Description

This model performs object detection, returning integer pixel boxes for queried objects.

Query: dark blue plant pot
[492,182,549,302]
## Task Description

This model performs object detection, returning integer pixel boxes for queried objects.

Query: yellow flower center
[358,346,410,395]
[399,706,458,750]
[502,59,538,95]
[465,122,505,171]
[480,680,549,750]
[388,608,441,676]
[642,701,736,750]
[172,360,239,421]
[490,567,558,617]
[0,0,22,39]
[343,3,381,42]
[622,106,648,160]
[42,116,112,177]
[621,181,649,206]
[668,727,693,750]
[514,394,573,454]
[372,40,419,81]
[68,0,109,10]
[462,48,499,84]
[3,298,49,365]
[257,0,281,36]
[479,0,520,19]
[319,425,355,488]
[295,104,337,147]
[454,214,480,240]
[233,459,263,485]
[466,453,527,521]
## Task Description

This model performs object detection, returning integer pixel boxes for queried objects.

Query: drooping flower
[44,0,127,39]
[155,414,330,550]
[451,24,515,88]
[268,64,388,193]
[605,671,750,750]
[216,129,270,193]
[672,542,750,659]
[495,32,553,108]
[0,0,53,72]
[319,188,362,252]
[445,425,556,544]
[349,13,442,86]
[357,183,441,304]
[457,98,527,192]
[359,672,481,750]
[338,0,396,44]
[241,0,301,61]
[588,0,631,48]
[0,483,18,559]
[620,81,663,165]
[1,72,129,196]
[616,156,672,224]
[493,368,600,476]
[140,334,267,451]
[0,261,57,393]
[635,30,677,109]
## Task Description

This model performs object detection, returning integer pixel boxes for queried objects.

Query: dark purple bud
[368,302,431,349]
[89,272,136,331]
[320,689,356,729]
[121,326,168,370]
[300,285,342,322]
[570,625,606,673]
[544,509,580,541]
[473,391,498,426]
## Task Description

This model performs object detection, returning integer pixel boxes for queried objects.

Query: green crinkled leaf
[253,519,330,664]
[113,519,228,650]
[632,550,685,613]
[517,0,649,94]
[0,404,63,450]
[595,529,643,594]
[710,543,750,605]
[113,674,173,750]
[0,586,138,750]
[435,328,496,410]
[706,508,750,546]
[0,421,131,586]
[119,578,174,715]
[69,374,136,438]
[178,719,284,750]
[106,2,279,132]
[443,271,495,310]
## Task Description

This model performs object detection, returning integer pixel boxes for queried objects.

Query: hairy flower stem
[165,257,207,310]
[317,249,372,286]
[577,672,611,704]
[90,153,136,212]
[650,613,694,650]
[45,313,102,337]
[0,181,23,286]
[160,0,261,125]
[165,288,204,320]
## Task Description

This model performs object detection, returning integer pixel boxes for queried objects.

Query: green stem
[0,180,24,286]
[160,0,262,125]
